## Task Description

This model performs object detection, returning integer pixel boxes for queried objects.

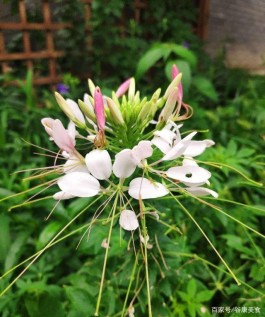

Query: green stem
[121,252,139,317]
[94,193,119,316]
[142,212,152,317]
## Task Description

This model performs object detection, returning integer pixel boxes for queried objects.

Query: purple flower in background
[56,83,69,95]
[182,41,190,49]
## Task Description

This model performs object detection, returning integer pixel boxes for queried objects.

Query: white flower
[166,165,211,187]
[113,141,153,178]
[85,149,112,180]
[57,172,100,197]
[128,177,169,199]
[185,187,218,198]
[119,210,139,230]
[152,122,214,160]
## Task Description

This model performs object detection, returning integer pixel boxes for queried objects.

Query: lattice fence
[0,0,208,87]
[0,0,71,88]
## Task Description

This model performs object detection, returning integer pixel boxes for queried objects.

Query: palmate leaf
[135,43,197,80]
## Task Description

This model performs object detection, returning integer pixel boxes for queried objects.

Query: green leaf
[136,46,168,79]
[25,289,64,317]
[192,76,218,102]
[178,290,190,302]
[196,290,215,302]
[250,263,265,282]
[170,44,197,68]
[37,221,62,250]
[187,303,197,317]
[65,286,94,315]
[187,279,197,297]
[5,231,30,271]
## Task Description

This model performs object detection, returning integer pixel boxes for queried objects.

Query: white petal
[113,149,137,178]
[132,140,153,164]
[162,131,197,160]
[185,187,218,198]
[67,120,77,141]
[58,172,100,197]
[152,136,171,154]
[85,149,112,180]
[128,177,169,199]
[63,157,88,174]
[53,191,75,200]
[182,157,198,167]
[66,98,85,124]
[119,210,139,231]
[183,140,215,157]
[166,165,211,187]
[154,127,176,144]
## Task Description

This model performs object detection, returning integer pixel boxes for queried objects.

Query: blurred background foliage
[0,0,264,316]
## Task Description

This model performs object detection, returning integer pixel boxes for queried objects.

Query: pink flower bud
[172,64,179,80]
[172,64,183,102]
[94,87,105,131]
[115,78,131,98]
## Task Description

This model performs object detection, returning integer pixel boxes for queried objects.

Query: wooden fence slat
[0,51,64,61]
[19,0,32,69]
[0,22,71,30]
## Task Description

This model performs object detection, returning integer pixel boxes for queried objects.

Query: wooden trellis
[0,0,71,87]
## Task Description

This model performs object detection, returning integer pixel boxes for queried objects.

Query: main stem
[94,193,119,316]
[142,213,152,317]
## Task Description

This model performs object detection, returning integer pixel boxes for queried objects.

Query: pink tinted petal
[171,64,183,101]
[119,210,139,231]
[94,87,105,131]
[172,64,179,79]
[52,119,75,152]
[185,187,218,198]
[41,117,54,137]
[58,172,100,197]
[116,78,131,98]
[128,177,169,199]
[166,165,211,187]
[85,149,112,180]
[113,149,136,178]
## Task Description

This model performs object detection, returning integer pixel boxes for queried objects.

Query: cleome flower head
[38,65,217,234]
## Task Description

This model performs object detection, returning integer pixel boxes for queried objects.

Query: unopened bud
[159,87,178,122]
[128,77,135,100]
[116,78,131,98]
[164,73,182,98]
[78,99,96,121]
[88,79,96,96]
[106,97,124,125]
[94,87,105,131]
[55,92,74,121]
